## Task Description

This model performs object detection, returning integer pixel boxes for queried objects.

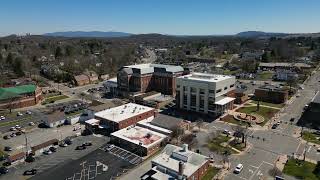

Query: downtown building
[117,64,185,97]
[176,73,236,117]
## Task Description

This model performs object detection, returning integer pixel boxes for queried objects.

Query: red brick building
[254,85,289,104]
[0,84,43,109]
[85,103,156,134]
[117,64,185,97]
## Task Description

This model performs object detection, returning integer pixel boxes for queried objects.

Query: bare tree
[196,119,204,131]
[232,125,248,147]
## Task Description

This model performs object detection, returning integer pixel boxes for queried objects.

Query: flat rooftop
[94,103,154,123]
[111,126,167,148]
[152,144,208,178]
[178,72,234,83]
[123,63,184,74]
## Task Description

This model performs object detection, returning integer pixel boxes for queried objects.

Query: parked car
[25,155,35,163]
[49,147,57,152]
[223,129,232,135]
[0,116,5,120]
[10,133,16,137]
[234,164,243,174]
[17,112,23,116]
[15,131,22,136]
[23,169,37,175]
[271,124,278,129]
[4,147,12,151]
[65,139,73,145]
[2,161,11,166]
[0,167,8,174]
[3,135,10,140]
[29,122,35,126]
[83,142,92,146]
[43,150,52,155]
[289,118,295,122]
[26,111,32,115]
[59,143,68,147]
[10,127,16,131]
[75,146,86,150]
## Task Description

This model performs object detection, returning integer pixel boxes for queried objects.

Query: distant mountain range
[235,31,289,38]
[43,31,132,38]
[41,30,320,38]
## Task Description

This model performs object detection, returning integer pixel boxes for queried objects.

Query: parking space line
[249,165,259,169]
[262,161,274,166]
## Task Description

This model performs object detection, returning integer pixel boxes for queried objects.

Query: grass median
[237,106,279,126]
[0,116,32,127]
[283,159,318,180]
[302,131,320,145]
[202,167,220,180]
[42,95,69,105]
[207,135,237,154]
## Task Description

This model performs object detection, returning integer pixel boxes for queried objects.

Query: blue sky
[0,0,319,36]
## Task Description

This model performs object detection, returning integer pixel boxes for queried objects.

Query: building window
[177,85,180,88]
[191,87,196,93]
[200,89,205,95]
[209,90,215,94]
[216,89,222,93]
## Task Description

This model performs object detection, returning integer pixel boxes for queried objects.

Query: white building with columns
[176,73,235,117]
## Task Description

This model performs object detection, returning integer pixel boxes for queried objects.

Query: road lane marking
[295,142,301,153]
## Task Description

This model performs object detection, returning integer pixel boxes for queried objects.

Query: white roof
[215,97,235,105]
[178,72,234,82]
[94,103,154,123]
[111,126,167,148]
[152,144,208,178]
[85,119,100,125]
[124,63,184,74]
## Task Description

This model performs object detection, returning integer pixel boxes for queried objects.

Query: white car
[10,127,17,131]
[29,122,35,126]
[26,111,32,115]
[234,164,243,174]
[0,116,5,120]
[223,129,232,135]
[17,112,23,116]
[43,150,52,155]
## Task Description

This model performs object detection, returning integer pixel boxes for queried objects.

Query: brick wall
[254,89,288,104]
[187,160,210,180]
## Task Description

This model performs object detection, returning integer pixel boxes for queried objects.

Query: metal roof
[0,85,36,100]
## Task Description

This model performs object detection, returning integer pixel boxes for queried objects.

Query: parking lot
[29,147,134,180]
[0,135,109,180]
[0,124,85,155]
[0,109,44,133]
[101,145,142,165]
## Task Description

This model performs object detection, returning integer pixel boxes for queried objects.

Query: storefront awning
[215,97,235,105]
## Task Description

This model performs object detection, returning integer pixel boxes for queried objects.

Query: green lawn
[221,115,250,126]
[251,100,284,108]
[66,110,84,117]
[207,135,237,154]
[223,69,241,75]
[229,140,246,151]
[302,131,320,145]
[237,106,279,126]
[42,95,69,104]
[257,71,274,80]
[283,159,318,180]
[202,167,220,180]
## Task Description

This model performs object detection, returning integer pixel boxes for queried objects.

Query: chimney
[182,144,188,152]
[178,161,185,179]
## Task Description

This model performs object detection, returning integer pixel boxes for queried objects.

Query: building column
[196,88,200,112]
